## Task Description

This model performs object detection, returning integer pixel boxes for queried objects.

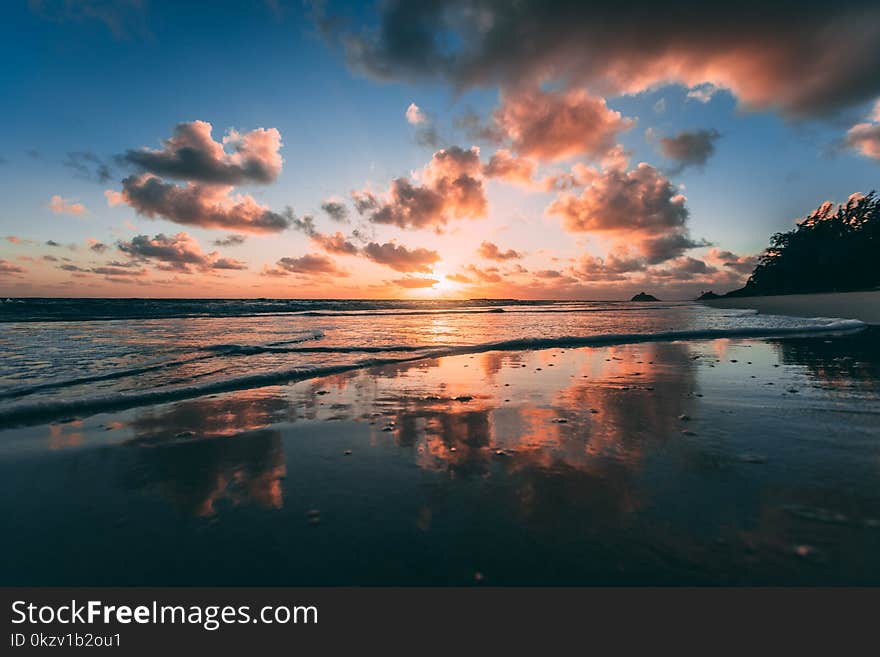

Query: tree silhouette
[728,192,879,296]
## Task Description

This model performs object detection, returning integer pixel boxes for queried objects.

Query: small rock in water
[551,418,568,424]
[450,446,457,452]
[175,430,196,439]
[589,408,599,414]
[454,395,473,402]
[730,359,738,363]
[787,388,799,394]
[344,450,352,456]
[681,429,697,436]
[678,414,691,421]
[382,425,394,432]
[793,544,821,560]
[316,390,329,395]
[494,449,507,457]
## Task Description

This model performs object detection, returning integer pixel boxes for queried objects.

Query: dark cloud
[88,240,108,253]
[325,0,880,118]
[659,129,721,172]
[122,121,282,185]
[108,121,291,234]
[363,241,440,272]
[272,254,348,277]
[64,151,113,183]
[321,199,350,222]
[117,232,247,273]
[28,0,150,39]
[212,234,247,247]
[405,103,443,148]
[707,248,758,275]
[58,262,148,278]
[107,175,292,233]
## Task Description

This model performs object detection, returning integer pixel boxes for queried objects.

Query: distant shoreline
[702,290,880,325]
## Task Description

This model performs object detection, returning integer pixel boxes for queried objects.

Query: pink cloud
[547,163,703,263]
[483,149,537,187]
[392,276,439,289]
[0,259,26,276]
[312,231,359,255]
[47,195,86,215]
[477,241,522,261]
[355,146,487,230]
[363,241,440,273]
[492,87,633,162]
[270,253,348,277]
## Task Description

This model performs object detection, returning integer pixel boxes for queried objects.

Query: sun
[417,271,461,298]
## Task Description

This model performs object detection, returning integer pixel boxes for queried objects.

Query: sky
[1,0,878,300]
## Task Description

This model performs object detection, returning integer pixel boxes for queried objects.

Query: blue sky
[1,1,877,298]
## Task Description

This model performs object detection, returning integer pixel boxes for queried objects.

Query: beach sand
[703,290,880,324]
[1,328,879,585]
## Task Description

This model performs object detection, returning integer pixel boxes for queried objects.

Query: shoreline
[702,290,880,325]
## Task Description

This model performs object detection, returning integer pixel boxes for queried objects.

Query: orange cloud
[392,276,439,288]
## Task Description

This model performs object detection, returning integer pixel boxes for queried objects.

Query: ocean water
[0,298,863,425]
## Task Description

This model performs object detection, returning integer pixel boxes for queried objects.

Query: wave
[202,343,437,355]
[0,318,864,427]
[0,330,327,400]
[0,298,691,322]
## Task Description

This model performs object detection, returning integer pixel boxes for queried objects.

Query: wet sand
[1,329,879,585]
[703,290,880,324]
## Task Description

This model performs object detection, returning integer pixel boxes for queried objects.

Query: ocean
[2,298,879,585]
[0,298,863,425]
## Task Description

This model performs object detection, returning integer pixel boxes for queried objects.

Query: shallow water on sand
[1,329,878,585]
